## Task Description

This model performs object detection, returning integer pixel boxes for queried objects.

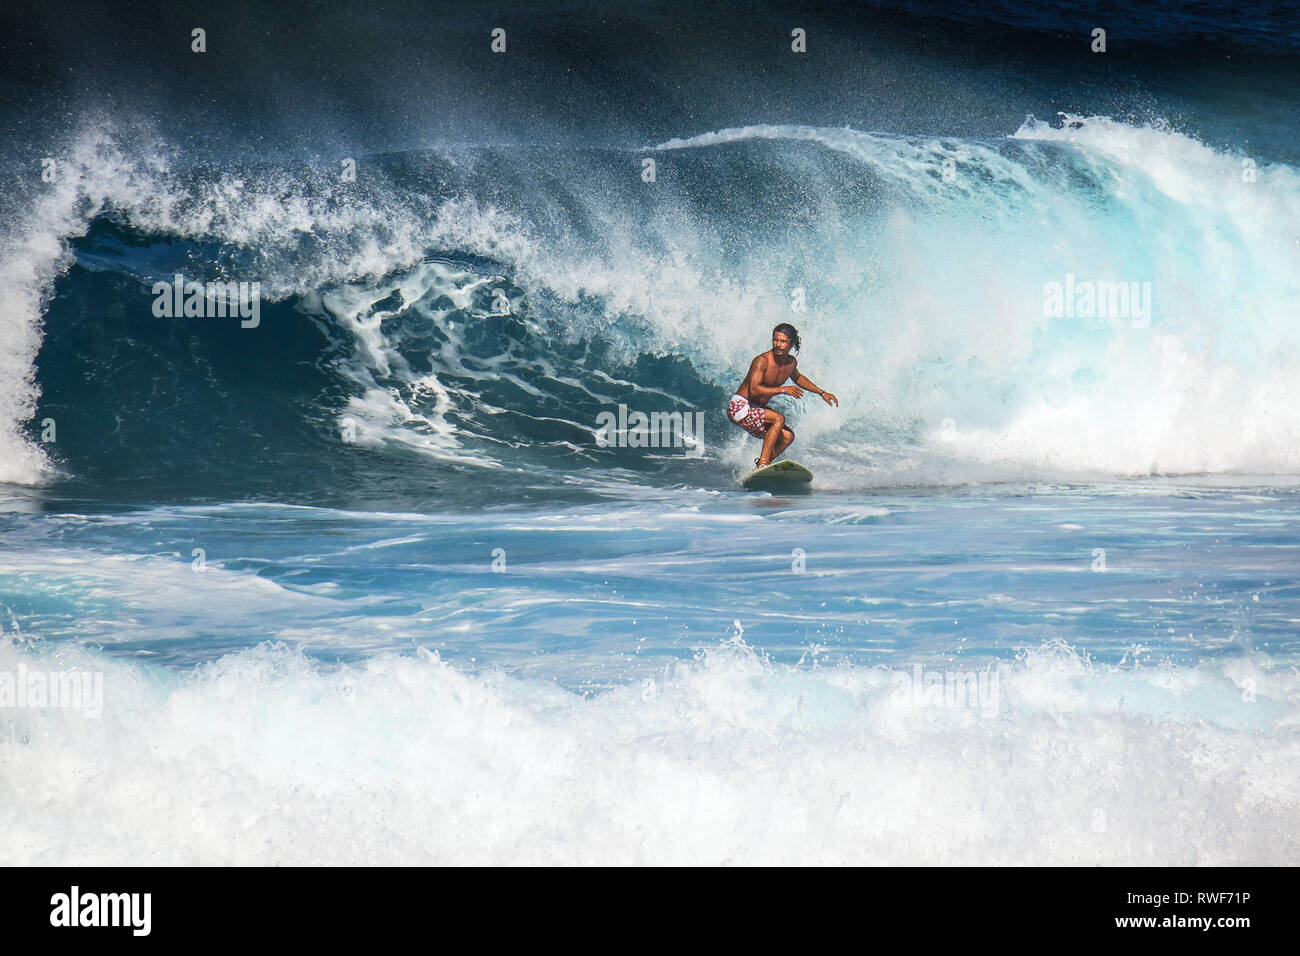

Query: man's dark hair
[773,322,801,352]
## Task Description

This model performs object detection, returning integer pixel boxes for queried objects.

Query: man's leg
[771,426,795,459]
[757,410,786,466]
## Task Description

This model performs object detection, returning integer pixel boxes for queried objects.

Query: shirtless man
[726,323,838,466]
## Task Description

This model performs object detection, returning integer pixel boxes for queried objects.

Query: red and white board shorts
[727,394,770,438]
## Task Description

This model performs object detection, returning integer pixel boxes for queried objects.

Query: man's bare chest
[761,359,796,386]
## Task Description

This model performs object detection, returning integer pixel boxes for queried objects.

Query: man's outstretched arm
[794,371,838,407]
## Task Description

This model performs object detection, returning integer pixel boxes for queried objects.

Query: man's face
[772,332,791,356]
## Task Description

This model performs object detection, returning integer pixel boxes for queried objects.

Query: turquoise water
[5,482,1298,679]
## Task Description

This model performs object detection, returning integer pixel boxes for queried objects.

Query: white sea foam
[1,636,1295,865]
[653,119,1300,483]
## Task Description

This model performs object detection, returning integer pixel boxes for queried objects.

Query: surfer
[727,323,838,466]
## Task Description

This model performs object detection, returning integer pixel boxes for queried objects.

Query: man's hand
[784,385,806,399]
[821,391,839,407]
